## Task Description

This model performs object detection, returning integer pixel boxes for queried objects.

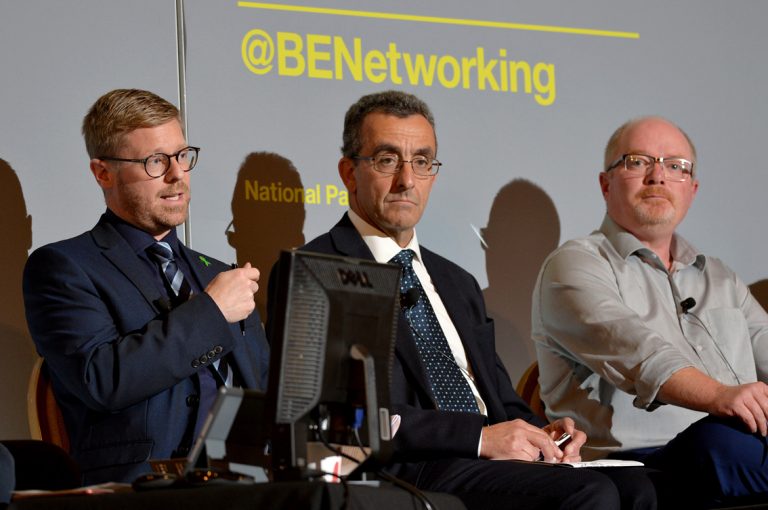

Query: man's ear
[338,157,356,194]
[90,159,115,190]
[599,172,610,199]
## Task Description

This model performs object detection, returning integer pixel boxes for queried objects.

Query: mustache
[159,184,189,196]
[637,186,672,201]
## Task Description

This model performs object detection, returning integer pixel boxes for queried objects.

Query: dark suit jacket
[23,214,269,484]
[268,214,542,468]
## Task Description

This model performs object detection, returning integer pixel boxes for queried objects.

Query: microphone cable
[349,426,437,510]
[678,298,741,385]
[313,413,438,510]
[401,293,479,387]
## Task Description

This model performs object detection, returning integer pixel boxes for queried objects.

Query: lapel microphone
[153,297,172,313]
[400,288,420,310]
[680,297,696,314]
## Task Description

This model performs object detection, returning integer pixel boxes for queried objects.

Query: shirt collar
[104,208,180,256]
[599,214,705,271]
[347,209,422,264]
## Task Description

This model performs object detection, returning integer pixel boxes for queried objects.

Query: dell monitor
[266,249,401,480]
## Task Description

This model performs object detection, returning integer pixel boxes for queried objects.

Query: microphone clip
[680,297,696,314]
[400,288,420,310]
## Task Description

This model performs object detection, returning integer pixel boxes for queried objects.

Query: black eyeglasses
[99,146,200,178]
[353,152,441,177]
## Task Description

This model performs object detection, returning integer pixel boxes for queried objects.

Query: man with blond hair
[23,89,269,484]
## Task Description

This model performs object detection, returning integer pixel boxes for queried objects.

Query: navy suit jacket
[269,214,542,469]
[23,214,269,484]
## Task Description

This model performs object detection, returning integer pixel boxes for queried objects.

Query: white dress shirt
[348,210,488,415]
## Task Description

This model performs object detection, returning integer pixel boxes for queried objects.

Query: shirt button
[696,345,703,352]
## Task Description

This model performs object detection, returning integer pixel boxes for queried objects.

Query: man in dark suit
[269,90,658,509]
[23,89,269,484]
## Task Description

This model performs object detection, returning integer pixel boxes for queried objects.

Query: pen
[231,263,246,336]
[537,432,571,462]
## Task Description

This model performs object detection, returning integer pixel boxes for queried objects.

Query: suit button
[214,345,223,354]
[208,350,216,359]
[191,359,200,368]
[186,395,200,407]
[199,354,209,364]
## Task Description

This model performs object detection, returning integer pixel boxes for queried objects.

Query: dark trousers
[391,457,659,510]
[0,443,14,504]
[616,416,768,507]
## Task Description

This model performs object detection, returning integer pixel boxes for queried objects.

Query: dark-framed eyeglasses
[99,146,200,178]
[353,152,441,177]
[605,153,694,182]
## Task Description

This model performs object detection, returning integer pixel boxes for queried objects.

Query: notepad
[534,459,644,468]
[562,459,644,468]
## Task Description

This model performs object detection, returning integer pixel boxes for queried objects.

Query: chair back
[515,361,547,420]
[27,357,70,453]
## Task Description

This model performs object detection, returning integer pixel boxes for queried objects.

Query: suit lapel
[422,250,496,408]
[421,252,474,353]
[329,215,500,415]
[91,220,167,313]
[328,214,376,259]
[179,245,217,290]
[179,244,262,390]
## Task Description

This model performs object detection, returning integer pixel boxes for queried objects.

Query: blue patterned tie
[390,249,479,413]
[146,242,191,305]
[147,242,229,387]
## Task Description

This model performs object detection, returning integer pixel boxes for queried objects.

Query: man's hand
[205,262,260,323]
[543,417,585,463]
[480,419,563,462]
[659,367,768,436]
[711,382,768,436]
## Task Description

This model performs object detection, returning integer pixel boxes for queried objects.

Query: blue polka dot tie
[390,249,479,413]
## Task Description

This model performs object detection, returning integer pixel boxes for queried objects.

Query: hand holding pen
[203,262,259,329]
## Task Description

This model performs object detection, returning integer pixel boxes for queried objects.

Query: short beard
[633,202,674,226]
[633,186,675,226]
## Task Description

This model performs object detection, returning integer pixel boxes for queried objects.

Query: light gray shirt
[532,215,768,460]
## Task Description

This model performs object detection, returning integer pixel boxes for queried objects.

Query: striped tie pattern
[146,242,191,304]
[147,242,230,387]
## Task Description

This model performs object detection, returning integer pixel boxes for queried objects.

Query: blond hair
[82,89,179,158]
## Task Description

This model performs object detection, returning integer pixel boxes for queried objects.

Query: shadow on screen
[0,159,38,438]
[227,152,306,320]
[481,179,560,384]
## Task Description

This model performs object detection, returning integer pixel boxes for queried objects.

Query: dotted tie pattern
[390,249,479,413]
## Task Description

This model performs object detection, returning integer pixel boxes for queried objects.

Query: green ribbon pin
[199,256,211,267]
